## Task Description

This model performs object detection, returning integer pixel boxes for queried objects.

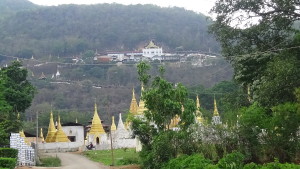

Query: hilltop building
[142,40,163,59]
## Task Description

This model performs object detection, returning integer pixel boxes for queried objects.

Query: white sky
[27,0,216,16]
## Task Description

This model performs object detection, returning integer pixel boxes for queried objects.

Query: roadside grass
[38,156,61,167]
[83,148,140,166]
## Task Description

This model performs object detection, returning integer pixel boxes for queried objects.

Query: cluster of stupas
[37,84,222,150]
[45,110,69,143]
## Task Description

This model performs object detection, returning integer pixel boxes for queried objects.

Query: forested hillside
[0,1,219,58]
[25,61,233,127]
[0,0,37,19]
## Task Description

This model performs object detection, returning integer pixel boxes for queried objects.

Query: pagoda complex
[45,111,69,143]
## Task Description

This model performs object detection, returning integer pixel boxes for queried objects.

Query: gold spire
[213,97,220,116]
[45,110,56,142]
[19,129,26,138]
[137,84,147,114]
[89,102,105,134]
[145,40,159,49]
[129,88,139,115]
[53,115,69,142]
[40,128,45,142]
[111,116,117,131]
[196,95,204,123]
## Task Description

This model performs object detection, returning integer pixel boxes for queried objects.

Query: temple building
[142,40,163,59]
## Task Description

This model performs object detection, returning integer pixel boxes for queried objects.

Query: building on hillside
[142,40,163,59]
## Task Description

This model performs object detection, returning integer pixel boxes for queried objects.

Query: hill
[0,0,37,19]
[0,3,219,58]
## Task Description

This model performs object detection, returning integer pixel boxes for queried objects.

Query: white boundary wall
[10,133,35,166]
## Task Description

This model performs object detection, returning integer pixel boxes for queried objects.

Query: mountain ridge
[0,2,219,59]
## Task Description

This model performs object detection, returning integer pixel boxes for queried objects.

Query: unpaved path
[54,152,108,169]
[17,152,108,169]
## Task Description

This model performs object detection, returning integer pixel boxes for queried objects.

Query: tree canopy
[0,61,35,145]
[0,3,219,57]
[210,0,300,107]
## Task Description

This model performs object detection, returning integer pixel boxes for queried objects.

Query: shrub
[0,148,18,158]
[262,161,300,169]
[0,158,17,169]
[243,161,300,169]
[217,152,245,169]
[163,154,212,169]
[117,156,140,165]
[243,163,260,169]
[38,156,61,167]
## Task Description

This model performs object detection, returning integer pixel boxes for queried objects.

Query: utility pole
[35,111,39,165]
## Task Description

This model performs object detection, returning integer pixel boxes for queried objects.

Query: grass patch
[38,156,61,167]
[83,148,140,166]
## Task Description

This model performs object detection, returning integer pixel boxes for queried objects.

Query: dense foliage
[0,158,16,169]
[163,152,300,169]
[0,61,35,145]
[131,62,198,168]
[0,1,219,57]
[0,0,37,20]
[0,148,18,158]
[210,0,300,108]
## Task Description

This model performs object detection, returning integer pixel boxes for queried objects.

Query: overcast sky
[27,0,216,16]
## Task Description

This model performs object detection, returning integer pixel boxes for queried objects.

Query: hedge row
[0,158,17,169]
[0,148,18,158]
[163,152,300,169]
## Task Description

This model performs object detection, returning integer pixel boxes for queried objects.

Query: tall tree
[1,61,35,113]
[210,0,300,107]
[131,62,197,168]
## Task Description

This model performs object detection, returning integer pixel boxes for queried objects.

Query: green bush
[262,161,300,169]
[0,148,18,158]
[163,154,213,169]
[38,156,61,167]
[243,163,260,169]
[217,152,245,169]
[0,158,17,169]
[243,161,300,169]
[117,156,140,165]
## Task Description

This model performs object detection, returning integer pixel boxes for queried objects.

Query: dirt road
[17,152,109,169]
[16,152,140,169]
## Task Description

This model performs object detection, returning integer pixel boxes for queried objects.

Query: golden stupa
[129,88,139,115]
[45,110,56,143]
[196,95,204,123]
[111,116,117,132]
[213,97,220,117]
[89,102,105,135]
[137,84,147,115]
[52,115,69,142]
